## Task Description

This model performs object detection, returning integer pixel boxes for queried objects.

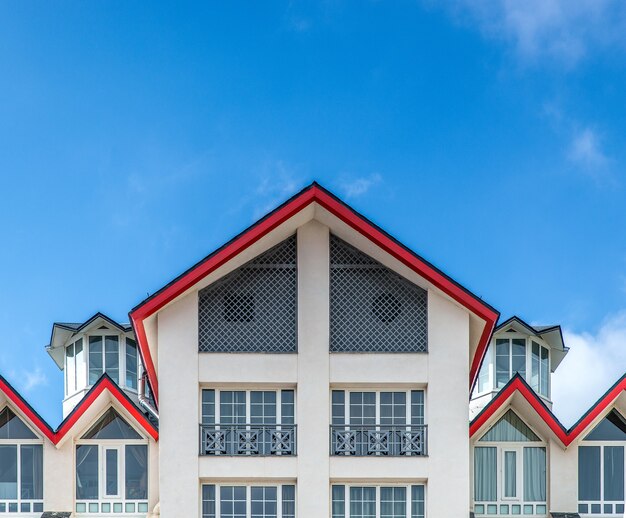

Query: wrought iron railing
[330,424,427,456]
[199,424,297,456]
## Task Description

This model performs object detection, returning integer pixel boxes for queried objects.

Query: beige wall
[156,217,474,517]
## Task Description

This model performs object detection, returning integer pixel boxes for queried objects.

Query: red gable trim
[55,375,159,443]
[470,374,626,447]
[130,183,499,402]
[0,376,56,442]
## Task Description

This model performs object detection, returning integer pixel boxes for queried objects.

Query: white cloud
[338,173,382,199]
[567,127,609,170]
[7,367,49,394]
[253,162,304,219]
[436,0,626,66]
[552,311,626,427]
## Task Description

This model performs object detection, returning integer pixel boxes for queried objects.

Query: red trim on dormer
[130,183,500,403]
[470,373,626,447]
[0,374,158,445]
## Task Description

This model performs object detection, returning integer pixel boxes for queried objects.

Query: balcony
[330,424,427,456]
[199,424,297,456]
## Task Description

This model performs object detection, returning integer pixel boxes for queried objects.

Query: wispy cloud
[552,311,626,427]
[567,127,610,170]
[253,161,305,219]
[337,173,383,199]
[433,0,626,67]
[7,366,49,394]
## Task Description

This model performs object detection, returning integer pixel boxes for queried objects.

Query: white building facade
[0,183,624,518]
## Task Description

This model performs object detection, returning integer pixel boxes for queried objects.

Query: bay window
[495,338,526,388]
[530,342,549,398]
[201,484,295,518]
[331,484,425,518]
[0,407,43,514]
[75,408,148,515]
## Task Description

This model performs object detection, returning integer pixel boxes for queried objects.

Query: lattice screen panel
[330,235,428,352]
[199,236,297,352]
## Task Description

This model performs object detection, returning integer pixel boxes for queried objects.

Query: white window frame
[0,410,44,515]
[331,483,426,518]
[201,388,296,425]
[330,389,426,426]
[578,440,626,516]
[201,482,296,518]
[530,341,550,399]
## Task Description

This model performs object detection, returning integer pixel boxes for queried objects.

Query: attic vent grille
[329,235,428,353]
[198,236,297,353]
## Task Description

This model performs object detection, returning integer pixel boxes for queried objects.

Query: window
[0,407,43,514]
[476,350,492,394]
[89,336,120,385]
[474,411,546,516]
[331,390,425,456]
[578,410,626,515]
[495,338,526,388]
[329,235,428,353]
[125,338,138,390]
[201,484,295,518]
[330,485,425,518]
[75,408,148,515]
[530,342,549,398]
[200,390,295,456]
[65,338,85,396]
[198,236,297,353]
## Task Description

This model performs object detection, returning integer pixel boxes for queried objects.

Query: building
[0,182,623,518]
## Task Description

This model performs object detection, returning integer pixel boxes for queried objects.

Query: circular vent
[372,293,402,323]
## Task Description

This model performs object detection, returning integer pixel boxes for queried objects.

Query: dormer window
[66,338,85,394]
[89,336,119,385]
[530,342,549,398]
[495,338,526,388]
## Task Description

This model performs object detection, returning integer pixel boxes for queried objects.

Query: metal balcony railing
[199,424,297,456]
[330,424,427,456]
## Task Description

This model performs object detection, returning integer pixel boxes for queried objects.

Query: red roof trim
[130,183,499,402]
[0,375,56,442]
[470,374,626,446]
[0,374,158,444]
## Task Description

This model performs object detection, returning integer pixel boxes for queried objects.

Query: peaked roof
[129,182,500,402]
[470,373,626,447]
[0,374,158,444]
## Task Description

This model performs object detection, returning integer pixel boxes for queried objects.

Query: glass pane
[480,410,540,442]
[478,348,492,393]
[530,342,540,392]
[105,336,119,384]
[0,445,17,499]
[105,449,118,496]
[66,342,76,394]
[474,447,497,501]
[20,445,43,499]
[504,451,516,497]
[220,391,246,424]
[380,393,406,426]
[126,338,138,390]
[332,485,345,518]
[350,487,376,518]
[495,339,510,388]
[202,485,216,518]
[539,347,549,397]
[0,407,37,439]
[282,485,295,518]
[125,445,148,500]
[281,390,295,425]
[411,485,425,518]
[578,446,601,501]
[220,486,247,518]
[202,390,215,425]
[251,486,277,518]
[89,336,103,385]
[411,391,424,425]
[380,486,406,518]
[75,338,85,391]
[349,392,376,425]
[82,408,141,440]
[511,339,526,379]
[523,447,546,502]
[250,391,276,424]
[332,391,345,425]
[604,446,624,501]
[76,445,99,500]
[585,410,626,441]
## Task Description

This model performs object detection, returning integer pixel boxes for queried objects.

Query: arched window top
[82,408,142,440]
[584,409,626,442]
[0,407,37,440]
[479,409,540,442]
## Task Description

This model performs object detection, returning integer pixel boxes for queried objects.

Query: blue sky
[1,1,626,426]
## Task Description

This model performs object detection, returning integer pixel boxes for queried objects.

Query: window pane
[511,339,526,379]
[380,486,406,518]
[202,485,216,518]
[282,485,295,518]
[474,447,497,501]
[604,446,624,501]
[332,485,345,518]
[281,390,295,425]
[105,449,118,496]
[75,338,85,391]
[76,445,99,500]
[82,408,141,440]
[524,447,546,502]
[0,445,17,499]
[579,446,601,501]
[585,410,626,441]
[504,451,516,498]
[539,347,549,397]
[411,486,425,518]
[220,392,246,424]
[66,342,75,394]
[530,342,540,392]
[250,391,276,424]
[480,410,540,442]
[89,336,103,385]
[126,338,138,390]
[105,336,119,384]
[20,445,43,499]
[251,486,277,518]
[350,487,376,518]
[220,486,247,518]
[332,391,345,425]
[495,339,510,388]
[202,390,215,425]
[478,348,492,393]
[380,393,406,426]
[125,445,148,500]
[0,407,37,439]
[410,391,424,426]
